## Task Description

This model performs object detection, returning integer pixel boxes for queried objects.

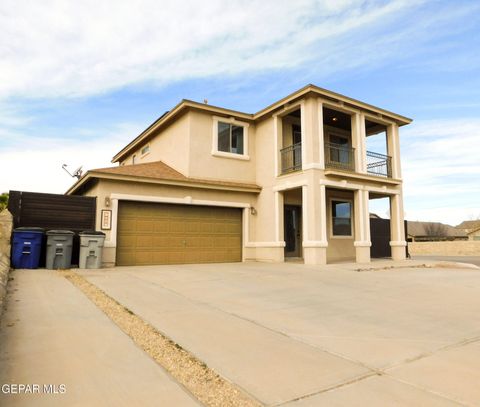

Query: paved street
[1,260,480,406]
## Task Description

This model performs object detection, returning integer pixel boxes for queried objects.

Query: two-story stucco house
[67,84,411,267]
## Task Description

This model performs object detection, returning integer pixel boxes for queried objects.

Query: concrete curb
[430,261,480,270]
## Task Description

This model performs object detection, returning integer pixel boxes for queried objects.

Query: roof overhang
[66,171,262,196]
[112,100,254,163]
[112,84,413,164]
[253,84,413,125]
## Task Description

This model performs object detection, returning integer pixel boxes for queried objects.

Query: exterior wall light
[250,207,257,215]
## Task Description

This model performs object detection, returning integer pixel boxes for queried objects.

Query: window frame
[140,144,150,157]
[212,116,250,160]
[329,198,354,239]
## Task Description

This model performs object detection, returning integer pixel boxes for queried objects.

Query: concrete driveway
[2,260,480,406]
[412,255,480,267]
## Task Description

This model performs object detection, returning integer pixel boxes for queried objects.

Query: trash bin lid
[46,230,75,235]
[79,230,106,236]
[14,227,45,233]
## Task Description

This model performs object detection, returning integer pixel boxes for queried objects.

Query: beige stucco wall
[121,113,190,175]
[326,189,355,262]
[187,110,256,184]
[82,92,408,266]
[409,241,480,256]
[468,229,480,241]
[84,179,258,266]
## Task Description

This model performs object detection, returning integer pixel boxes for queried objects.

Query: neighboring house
[467,227,480,241]
[456,220,480,234]
[67,84,411,267]
[406,221,468,242]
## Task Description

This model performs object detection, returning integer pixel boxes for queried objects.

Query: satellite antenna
[62,164,83,180]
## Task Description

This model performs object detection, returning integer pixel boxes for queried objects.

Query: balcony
[325,142,392,178]
[280,142,302,174]
[324,142,355,171]
[366,150,392,178]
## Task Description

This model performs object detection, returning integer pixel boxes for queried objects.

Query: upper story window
[212,116,249,160]
[141,145,150,155]
[132,154,137,164]
[218,122,244,154]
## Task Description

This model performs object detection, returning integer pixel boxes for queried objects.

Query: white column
[275,191,284,243]
[354,189,371,263]
[351,112,367,173]
[387,123,402,179]
[390,191,407,260]
[302,182,328,265]
[301,97,320,167]
[273,115,281,176]
[317,98,325,169]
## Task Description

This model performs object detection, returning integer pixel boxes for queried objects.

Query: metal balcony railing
[367,151,392,177]
[324,142,392,178]
[280,142,302,174]
[324,142,355,171]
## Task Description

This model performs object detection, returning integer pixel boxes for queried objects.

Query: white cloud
[0,0,425,99]
[400,119,480,225]
[0,123,138,194]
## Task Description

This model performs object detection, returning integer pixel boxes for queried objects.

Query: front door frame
[284,204,302,258]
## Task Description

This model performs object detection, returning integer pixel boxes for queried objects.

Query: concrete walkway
[0,269,199,407]
[2,260,480,406]
[79,260,480,406]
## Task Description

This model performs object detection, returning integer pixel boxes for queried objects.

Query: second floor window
[218,122,244,155]
[141,145,150,155]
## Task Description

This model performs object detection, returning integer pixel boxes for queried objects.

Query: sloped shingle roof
[407,221,467,237]
[68,160,261,194]
[456,220,480,230]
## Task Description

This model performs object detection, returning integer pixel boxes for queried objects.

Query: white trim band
[390,241,407,247]
[245,242,286,248]
[354,241,372,247]
[303,240,329,248]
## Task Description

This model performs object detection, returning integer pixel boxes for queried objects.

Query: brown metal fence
[8,191,96,266]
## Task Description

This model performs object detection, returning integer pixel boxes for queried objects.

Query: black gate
[370,218,409,258]
[8,191,97,266]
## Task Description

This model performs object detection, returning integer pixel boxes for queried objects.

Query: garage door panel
[117,201,242,266]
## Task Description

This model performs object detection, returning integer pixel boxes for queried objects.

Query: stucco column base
[354,243,371,263]
[255,247,285,263]
[101,246,117,268]
[303,247,327,265]
[390,241,407,261]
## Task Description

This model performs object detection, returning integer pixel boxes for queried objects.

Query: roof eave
[67,171,261,195]
[253,84,413,125]
[111,100,254,164]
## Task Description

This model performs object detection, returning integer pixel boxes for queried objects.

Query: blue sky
[0,0,479,225]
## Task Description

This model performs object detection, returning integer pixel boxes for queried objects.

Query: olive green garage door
[116,201,242,266]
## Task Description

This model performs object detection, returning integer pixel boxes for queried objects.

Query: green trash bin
[79,231,105,269]
[46,230,75,269]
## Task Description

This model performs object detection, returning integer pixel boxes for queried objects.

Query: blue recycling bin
[12,227,45,269]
